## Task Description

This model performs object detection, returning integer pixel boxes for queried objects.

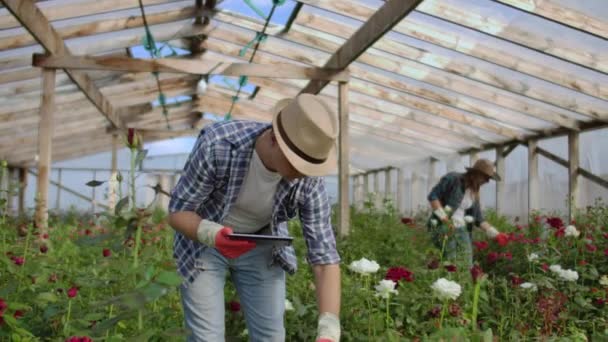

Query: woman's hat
[466,158,501,181]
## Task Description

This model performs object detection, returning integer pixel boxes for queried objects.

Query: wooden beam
[0,0,177,30]
[501,143,519,158]
[34,68,55,229]
[295,11,608,122]
[33,54,350,81]
[493,0,607,40]
[299,0,423,94]
[416,0,607,74]
[338,81,349,237]
[532,146,608,190]
[2,0,122,129]
[495,146,505,214]
[18,167,26,216]
[0,4,203,50]
[528,139,539,214]
[568,132,579,221]
[109,133,118,210]
[297,0,607,101]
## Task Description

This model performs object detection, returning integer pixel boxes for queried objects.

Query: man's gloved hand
[196,221,256,258]
[316,312,340,342]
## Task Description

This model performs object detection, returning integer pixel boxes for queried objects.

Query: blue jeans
[180,244,286,342]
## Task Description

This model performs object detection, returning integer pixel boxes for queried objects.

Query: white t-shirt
[452,189,474,228]
[222,149,282,233]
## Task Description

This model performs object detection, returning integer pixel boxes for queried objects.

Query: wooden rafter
[32,54,350,81]
[297,0,608,101]
[299,0,424,95]
[2,0,122,129]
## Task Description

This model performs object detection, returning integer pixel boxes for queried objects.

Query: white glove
[452,216,465,228]
[316,312,340,341]
[196,220,224,247]
[433,208,448,221]
[485,226,499,239]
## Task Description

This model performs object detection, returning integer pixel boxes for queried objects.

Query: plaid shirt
[169,120,340,285]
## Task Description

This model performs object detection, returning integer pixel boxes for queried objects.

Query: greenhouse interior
[0,0,606,340]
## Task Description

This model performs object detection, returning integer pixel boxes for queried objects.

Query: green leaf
[36,292,58,304]
[85,180,105,187]
[155,270,183,287]
[92,312,135,334]
[43,304,64,319]
[83,312,107,321]
[115,196,129,216]
[140,283,169,302]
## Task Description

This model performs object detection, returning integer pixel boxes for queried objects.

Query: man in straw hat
[168,94,341,341]
[427,158,508,267]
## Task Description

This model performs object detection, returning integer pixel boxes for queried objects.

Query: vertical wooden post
[396,167,404,215]
[373,172,380,193]
[470,151,479,166]
[108,133,118,210]
[91,170,97,213]
[18,168,27,216]
[55,168,62,210]
[495,146,505,214]
[429,158,438,193]
[528,140,539,216]
[337,81,350,237]
[384,168,392,202]
[568,132,579,221]
[35,68,55,230]
[363,173,369,206]
[6,168,14,214]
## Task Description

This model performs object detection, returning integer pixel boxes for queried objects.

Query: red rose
[586,244,597,252]
[102,249,111,258]
[13,310,24,319]
[495,233,509,247]
[472,241,488,251]
[40,244,48,254]
[42,233,49,239]
[0,298,7,313]
[444,265,457,273]
[12,256,24,266]
[541,263,549,272]
[427,259,440,270]
[554,228,565,238]
[427,305,441,318]
[401,217,414,225]
[228,300,241,312]
[511,275,523,286]
[385,267,415,284]
[67,286,78,298]
[546,217,564,229]
[502,252,513,261]
[470,265,484,282]
[487,252,499,264]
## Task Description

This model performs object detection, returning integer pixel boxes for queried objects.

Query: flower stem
[133,220,142,268]
[440,234,448,265]
[129,148,137,211]
[64,299,72,335]
[438,300,448,329]
[471,280,481,330]
[385,296,390,330]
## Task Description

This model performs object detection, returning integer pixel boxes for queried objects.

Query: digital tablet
[228,233,293,246]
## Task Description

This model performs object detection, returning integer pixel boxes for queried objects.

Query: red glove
[316,339,333,342]
[215,227,256,258]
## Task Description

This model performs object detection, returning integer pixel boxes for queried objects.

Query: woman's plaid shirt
[169,120,340,285]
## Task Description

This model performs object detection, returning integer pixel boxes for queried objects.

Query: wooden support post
[568,131,579,221]
[470,151,479,166]
[528,139,539,216]
[5,168,14,214]
[91,170,97,213]
[337,81,350,237]
[496,146,505,214]
[373,172,380,193]
[363,173,369,205]
[429,158,438,192]
[108,133,118,210]
[385,168,392,202]
[18,167,27,216]
[396,167,404,215]
[55,168,61,210]
[35,68,55,230]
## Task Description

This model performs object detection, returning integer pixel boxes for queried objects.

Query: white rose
[520,282,538,291]
[374,279,398,299]
[431,278,461,301]
[558,269,579,282]
[599,275,608,287]
[444,205,452,213]
[464,216,474,224]
[197,78,208,95]
[430,219,438,227]
[527,253,539,262]
[348,258,380,275]
[549,265,563,273]
[564,225,580,238]
[285,299,294,311]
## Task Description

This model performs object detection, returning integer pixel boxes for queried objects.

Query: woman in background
[427,158,506,266]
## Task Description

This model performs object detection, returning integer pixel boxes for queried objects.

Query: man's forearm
[312,264,341,315]
[430,199,442,210]
[168,211,202,241]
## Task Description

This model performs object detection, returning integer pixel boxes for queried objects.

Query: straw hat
[466,158,501,181]
[271,94,338,177]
